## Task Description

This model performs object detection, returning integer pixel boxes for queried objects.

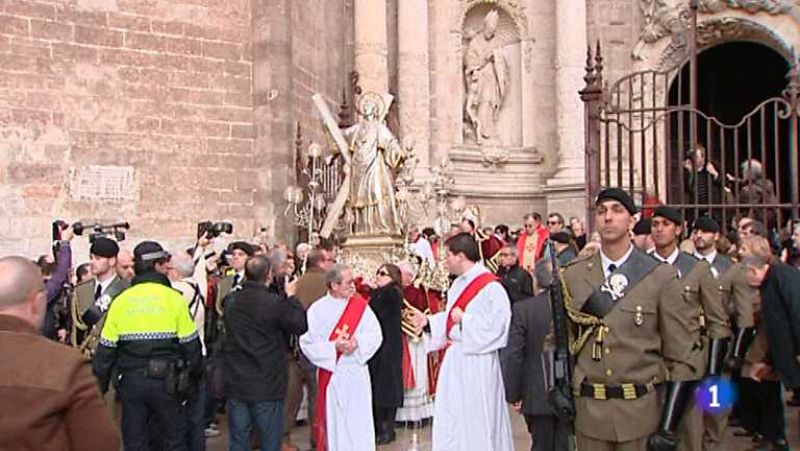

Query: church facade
[1,0,798,255]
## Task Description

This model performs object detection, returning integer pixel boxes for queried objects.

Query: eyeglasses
[376,270,390,277]
[547,221,561,225]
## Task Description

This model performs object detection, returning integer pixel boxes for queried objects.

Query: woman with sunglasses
[367,263,404,445]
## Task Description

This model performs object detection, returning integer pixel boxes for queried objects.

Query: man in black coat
[222,255,308,451]
[496,245,534,304]
[503,258,566,451]
[742,255,800,389]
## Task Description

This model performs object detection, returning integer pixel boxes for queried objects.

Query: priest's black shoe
[376,433,392,445]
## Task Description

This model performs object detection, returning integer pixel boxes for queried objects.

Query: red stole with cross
[517,226,549,271]
[313,294,369,451]
[445,272,499,343]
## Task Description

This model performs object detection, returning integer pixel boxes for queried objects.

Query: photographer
[92,240,203,451]
[222,256,307,451]
[39,223,74,339]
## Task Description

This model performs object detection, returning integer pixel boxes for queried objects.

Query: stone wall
[0,0,255,258]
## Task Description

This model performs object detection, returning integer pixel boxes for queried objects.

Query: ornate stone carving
[657,17,793,70]
[723,0,793,14]
[463,10,511,144]
[635,0,795,59]
[461,0,529,37]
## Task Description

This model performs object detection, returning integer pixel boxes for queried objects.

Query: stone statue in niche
[463,9,510,145]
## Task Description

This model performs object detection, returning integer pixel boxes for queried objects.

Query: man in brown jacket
[562,189,696,451]
[282,247,334,451]
[0,256,120,451]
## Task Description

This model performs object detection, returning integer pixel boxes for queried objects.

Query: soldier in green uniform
[649,207,730,451]
[70,237,130,357]
[690,216,756,451]
[562,188,696,451]
[214,241,254,317]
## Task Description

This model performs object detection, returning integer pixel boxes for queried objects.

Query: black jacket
[368,284,404,409]
[503,292,555,416]
[222,281,308,401]
[498,264,534,304]
[759,263,800,389]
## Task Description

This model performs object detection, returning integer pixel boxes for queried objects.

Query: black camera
[78,222,130,244]
[197,221,233,239]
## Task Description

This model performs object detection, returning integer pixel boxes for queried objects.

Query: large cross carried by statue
[313,92,406,239]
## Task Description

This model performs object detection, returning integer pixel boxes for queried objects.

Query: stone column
[251,0,295,240]
[546,0,588,220]
[354,0,389,94]
[397,0,431,171]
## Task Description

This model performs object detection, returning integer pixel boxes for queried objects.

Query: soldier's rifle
[547,240,577,451]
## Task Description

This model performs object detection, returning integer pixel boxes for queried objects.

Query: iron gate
[581,42,800,235]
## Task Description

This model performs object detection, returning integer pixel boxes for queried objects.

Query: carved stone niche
[451,0,541,179]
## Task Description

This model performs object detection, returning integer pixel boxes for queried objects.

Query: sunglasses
[547,221,561,225]
[376,269,390,277]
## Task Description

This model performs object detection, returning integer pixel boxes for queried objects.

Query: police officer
[650,207,730,451]
[71,237,129,355]
[93,241,203,451]
[562,188,696,451]
[690,216,756,451]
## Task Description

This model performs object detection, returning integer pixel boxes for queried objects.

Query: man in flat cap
[551,231,577,266]
[71,237,129,357]
[561,188,695,451]
[690,216,755,451]
[649,207,730,451]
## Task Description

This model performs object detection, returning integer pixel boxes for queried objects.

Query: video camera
[53,220,131,244]
[197,221,233,240]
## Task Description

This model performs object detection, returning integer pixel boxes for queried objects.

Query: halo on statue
[355,92,393,122]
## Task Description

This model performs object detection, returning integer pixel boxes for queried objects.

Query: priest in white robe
[299,264,383,451]
[411,232,513,451]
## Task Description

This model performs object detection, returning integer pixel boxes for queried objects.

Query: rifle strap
[581,250,659,318]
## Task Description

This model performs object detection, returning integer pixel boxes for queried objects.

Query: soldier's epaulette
[562,253,592,268]
[75,279,94,288]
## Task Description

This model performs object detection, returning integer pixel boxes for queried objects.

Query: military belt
[575,381,660,400]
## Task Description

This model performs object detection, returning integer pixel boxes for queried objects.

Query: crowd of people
[5,187,800,451]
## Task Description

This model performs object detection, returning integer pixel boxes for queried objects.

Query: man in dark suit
[504,257,564,451]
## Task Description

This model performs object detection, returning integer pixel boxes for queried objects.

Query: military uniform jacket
[672,253,730,378]
[215,274,235,316]
[562,249,696,442]
[714,256,756,329]
[70,276,129,348]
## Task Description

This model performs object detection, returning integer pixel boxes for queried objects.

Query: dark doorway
[670,41,788,123]
[667,41,793,230]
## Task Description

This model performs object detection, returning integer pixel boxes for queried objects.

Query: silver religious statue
[315,92,407,238]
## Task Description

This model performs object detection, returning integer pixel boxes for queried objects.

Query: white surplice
[299,294,383,451]
[395,337,435,422]
[425,263,513,451]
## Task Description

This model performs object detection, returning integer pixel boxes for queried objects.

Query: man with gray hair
[0,256,120,450]
[300,263,383,451]
[167,238,211,451]
[497,244,534,304]
[737,158,777,228]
